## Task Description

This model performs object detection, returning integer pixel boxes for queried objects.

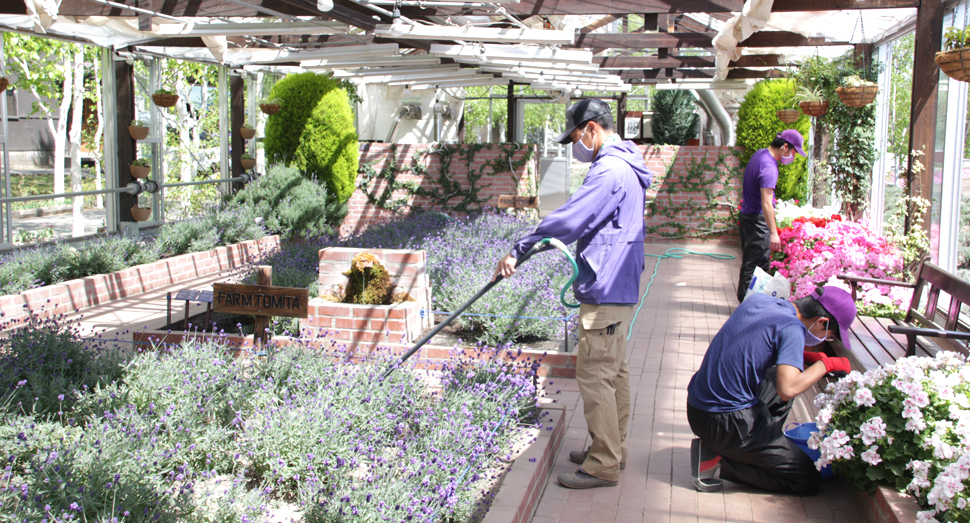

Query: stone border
[0,236,280,327]
[482,406,567,523]
[855,486,921,523]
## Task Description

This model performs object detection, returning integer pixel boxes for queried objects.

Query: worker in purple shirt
[737,129,807,302]
[492,99,653,489]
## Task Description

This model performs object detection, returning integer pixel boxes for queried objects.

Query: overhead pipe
[0,175,251,206]
[695,89,735,146]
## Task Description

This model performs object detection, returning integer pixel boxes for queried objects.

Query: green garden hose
[626,248,736,341]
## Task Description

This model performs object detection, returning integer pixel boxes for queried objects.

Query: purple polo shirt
[740,148,779,215]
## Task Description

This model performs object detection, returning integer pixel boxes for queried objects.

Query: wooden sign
[497,195,540,209]
[213,283,309,319]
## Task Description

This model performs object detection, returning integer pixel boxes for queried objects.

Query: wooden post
[905,0,944,235]
[230,74,244,188]
[254,265,272,348]
[617,92,627,132]
[506,81,515,143]
[115,57,136,224]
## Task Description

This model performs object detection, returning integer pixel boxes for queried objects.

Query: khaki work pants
[576,303,633,482]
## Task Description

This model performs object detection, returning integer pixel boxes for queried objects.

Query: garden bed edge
[0,235,280,327]
[855,485,921,523]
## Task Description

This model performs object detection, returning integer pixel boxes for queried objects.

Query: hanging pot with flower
[936,26,970,82]
[836,75,879,107]
[259,97,281,115]
[795,85,828,118]
[152,88,179,108]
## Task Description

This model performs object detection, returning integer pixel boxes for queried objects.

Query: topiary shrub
[652,90,700,145]
[262,72,358,203]
[735,78,811,202]
[227,163,347,239]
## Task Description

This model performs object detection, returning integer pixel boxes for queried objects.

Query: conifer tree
[651,90,700,145]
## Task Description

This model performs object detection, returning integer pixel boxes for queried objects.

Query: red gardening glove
[803,351,825,365]
[823,356,852,375]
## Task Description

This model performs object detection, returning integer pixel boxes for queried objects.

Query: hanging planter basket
[260,103,281,115]
[152,94,179,108]
[130,206,152,222]
[128,125,150,140]
[935,48,970,83]
[799,101,829,117]
[239,127,256,140]
[836,85,879,107]
[240,158,256,170]
[130,164,151,179]
[776,109,801,124]
[0,77,9,92]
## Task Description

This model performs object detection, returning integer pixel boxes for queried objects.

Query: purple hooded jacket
[511,140,654,305]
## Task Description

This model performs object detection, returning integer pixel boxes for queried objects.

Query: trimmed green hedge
[227,163,346,239]
[735,78,811,202]
[652,90,700,145]
[263,72,358,203]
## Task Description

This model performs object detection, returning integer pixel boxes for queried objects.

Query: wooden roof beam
[620,67,786,80]
[499,0,915,16]
[568,31,849,49]
[597,54,786,69]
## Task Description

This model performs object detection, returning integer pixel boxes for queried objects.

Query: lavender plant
[0,328,538,522]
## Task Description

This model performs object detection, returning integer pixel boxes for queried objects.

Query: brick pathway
[531,243,864,523]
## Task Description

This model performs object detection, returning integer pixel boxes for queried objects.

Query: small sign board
[174,289,213,303]
[212,283,309,319]
[497,195,540,209]
[624,111,643,139]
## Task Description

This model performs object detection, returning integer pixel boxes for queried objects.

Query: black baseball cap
[555,99,612,144]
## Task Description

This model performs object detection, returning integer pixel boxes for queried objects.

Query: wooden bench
[833,261,970,372]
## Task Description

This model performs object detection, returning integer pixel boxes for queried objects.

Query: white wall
[355,84,464,143]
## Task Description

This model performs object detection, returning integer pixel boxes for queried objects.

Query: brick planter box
[856,486,922,523]
[0,236,280,328]
[314,247,434,348]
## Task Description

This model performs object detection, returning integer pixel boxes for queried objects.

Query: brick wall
[342,143,539,236]
[641,145,743,245]
[0,236,281,328]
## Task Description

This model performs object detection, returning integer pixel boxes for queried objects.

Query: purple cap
[810,286,857,350]
[777,129,807,157]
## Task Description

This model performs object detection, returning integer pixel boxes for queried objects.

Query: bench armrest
[887,325,970,341]
[837,275,916,288]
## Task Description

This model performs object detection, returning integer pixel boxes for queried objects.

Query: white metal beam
[375,24,575,45]
[153,21,348,37]
[429,43,592,64]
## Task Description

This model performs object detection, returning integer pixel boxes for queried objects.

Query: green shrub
[154,206,264,256]
[262,72,359,203]
[227,163,347,239]
[651,90,700,145]
[735,78,811,202]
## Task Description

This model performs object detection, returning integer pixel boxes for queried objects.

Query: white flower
[859,417,887,445]
[861,446,882,466]
[905,390,931,409]
[854,388,876,408]
[906,417,928,432]
[818,429,854,467]
[916,509,939,523]
[908,460,933,496]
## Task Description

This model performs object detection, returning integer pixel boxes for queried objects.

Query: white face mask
[804,318,829,347]
[572,126,595,163]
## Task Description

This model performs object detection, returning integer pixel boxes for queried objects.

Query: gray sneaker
[557,470,618,489]
[568,449,626,470]
[690,438,723,492]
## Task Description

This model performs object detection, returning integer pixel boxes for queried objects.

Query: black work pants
[737,212,770,302]
[686,368,821,496]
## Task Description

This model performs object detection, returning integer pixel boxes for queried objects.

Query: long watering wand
[382,237,579,379]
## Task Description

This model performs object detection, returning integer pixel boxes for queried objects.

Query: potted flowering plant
[130,157,151,179]
[936,27,970,82]
[240,124,256,140]
[259,97,281,115]
[130,202,152,221]
[770,214,911,317]
[811,352,970,523]
[152,88,179,108]
[128,119,150,140]
[836,75,879,107]
[795,85,829,117]
[240,153,256,170]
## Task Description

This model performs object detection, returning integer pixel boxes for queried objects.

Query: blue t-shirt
[687,293,806,413]
[740,148,779,215]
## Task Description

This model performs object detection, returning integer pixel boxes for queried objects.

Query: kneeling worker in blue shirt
[686,286,857,495]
